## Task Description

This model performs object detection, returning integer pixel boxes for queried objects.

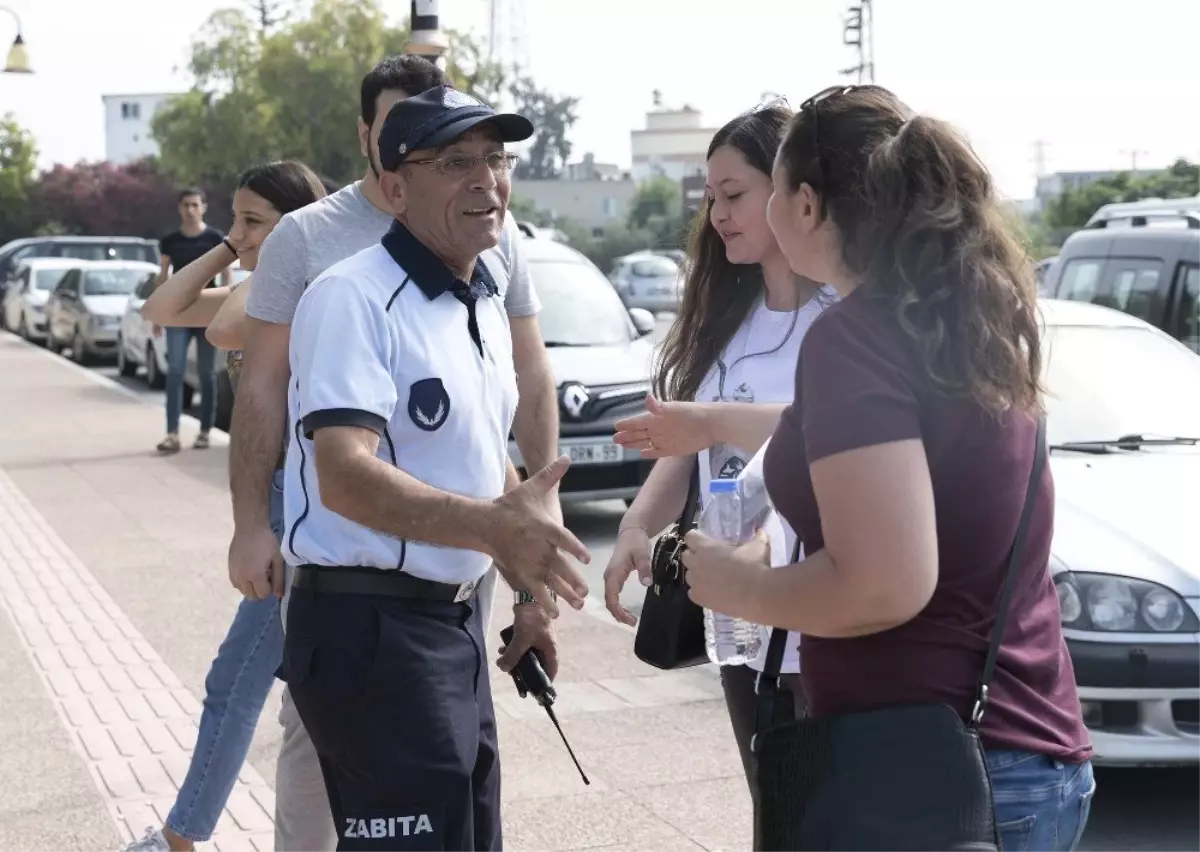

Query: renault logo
[560,382,591,421]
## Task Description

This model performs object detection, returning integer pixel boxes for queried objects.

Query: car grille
[558,381,649,437]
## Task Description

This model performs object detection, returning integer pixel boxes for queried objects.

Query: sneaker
[193,431,210,450]
[123,826,170,852]
[156,434,181,454]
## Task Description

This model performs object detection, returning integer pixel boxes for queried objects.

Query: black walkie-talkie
[499,625,589,785]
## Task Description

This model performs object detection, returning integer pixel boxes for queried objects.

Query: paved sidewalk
[0,333,750,852]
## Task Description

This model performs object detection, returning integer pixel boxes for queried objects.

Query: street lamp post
[0,5,31,73]
[403,0,448,67]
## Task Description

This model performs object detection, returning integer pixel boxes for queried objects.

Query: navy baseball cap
[378,85,534,172]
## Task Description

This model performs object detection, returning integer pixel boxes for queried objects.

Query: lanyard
[713,303,801,402]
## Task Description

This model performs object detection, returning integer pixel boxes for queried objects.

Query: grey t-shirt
[246,180,540,325]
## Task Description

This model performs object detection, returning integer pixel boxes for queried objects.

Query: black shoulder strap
[971,413,1047,727]
[754,414,1047,744]
[679,464,701,532]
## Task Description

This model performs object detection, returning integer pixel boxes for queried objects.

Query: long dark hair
[236,160,328,215]
[654,104,793,402]
[777,86,1042,414]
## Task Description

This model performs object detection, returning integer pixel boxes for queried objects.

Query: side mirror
[629,307,656,337]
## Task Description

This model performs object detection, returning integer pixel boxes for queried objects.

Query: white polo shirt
[282,221,519,586]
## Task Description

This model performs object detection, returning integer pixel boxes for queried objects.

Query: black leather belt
[293,564,481,603]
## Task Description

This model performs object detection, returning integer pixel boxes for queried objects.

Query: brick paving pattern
[0,468,275,852]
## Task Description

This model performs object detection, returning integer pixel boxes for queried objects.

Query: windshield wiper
[542,341,593,348]
[1051,434,1200,454]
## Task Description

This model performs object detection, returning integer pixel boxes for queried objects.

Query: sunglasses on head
[796,85,860,190]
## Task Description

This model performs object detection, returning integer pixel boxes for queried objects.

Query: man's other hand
[497,602,558,681]
[228,524,283,599]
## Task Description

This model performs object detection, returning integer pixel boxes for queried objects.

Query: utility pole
[1032,139,1050,179]
[840,0,875,83]
[403,0,449,68]
[1119,148,1149,176]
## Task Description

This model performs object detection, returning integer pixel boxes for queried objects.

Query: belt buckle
[453,577,480,603]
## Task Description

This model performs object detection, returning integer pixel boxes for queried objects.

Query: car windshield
[83,269,145,296]
[55,243,157,264]
[1042,324,1200,446]
[531,259,634,347]
[631,257,678,278]
[34,269,69,291]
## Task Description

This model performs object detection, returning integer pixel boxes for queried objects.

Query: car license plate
[563,441,622,465]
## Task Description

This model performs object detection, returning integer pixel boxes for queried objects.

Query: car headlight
[1054,572,1198,633]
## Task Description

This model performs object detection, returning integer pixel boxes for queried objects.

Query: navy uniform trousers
[281,573,501,851]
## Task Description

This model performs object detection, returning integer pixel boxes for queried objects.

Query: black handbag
[753,416,1047,851]
[633,467,709,669]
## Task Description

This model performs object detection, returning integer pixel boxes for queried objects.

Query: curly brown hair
[777,85,1043,414]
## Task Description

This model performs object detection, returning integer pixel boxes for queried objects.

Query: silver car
[610,252,683,314]
[508,237,658,504]
[1041,299,1200,765]
[45,260,159,364]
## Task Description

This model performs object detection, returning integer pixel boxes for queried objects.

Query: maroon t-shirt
[764,287,1092,762]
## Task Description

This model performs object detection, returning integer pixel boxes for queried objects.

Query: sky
[3,0,1198,202]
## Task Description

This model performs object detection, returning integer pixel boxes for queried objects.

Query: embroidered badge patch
[408,378,451,432]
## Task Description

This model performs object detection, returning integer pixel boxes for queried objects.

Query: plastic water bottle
[700,479,763,666]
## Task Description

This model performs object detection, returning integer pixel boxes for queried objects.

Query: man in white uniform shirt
[279,86,591,851]
[228,55,564,851]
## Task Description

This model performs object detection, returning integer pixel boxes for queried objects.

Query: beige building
[630,101,719,184]
[513,177,638,232]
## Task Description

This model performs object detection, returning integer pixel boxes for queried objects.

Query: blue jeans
[165,326,216,434]
[166,473,285,842]
[987,749,1096,851]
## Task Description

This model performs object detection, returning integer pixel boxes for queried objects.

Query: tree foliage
[29,159,179,239]
[152,0,549,194]
[1044,158,1200,231]
[627,176,681,230]
[0,113,38,245]
[509,74,580,180]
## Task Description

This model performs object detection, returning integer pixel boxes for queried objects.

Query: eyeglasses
[404,151,520,178]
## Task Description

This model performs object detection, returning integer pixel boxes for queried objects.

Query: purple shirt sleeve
[798,300,923,463]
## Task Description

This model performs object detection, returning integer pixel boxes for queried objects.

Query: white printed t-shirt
[695,288,833,673]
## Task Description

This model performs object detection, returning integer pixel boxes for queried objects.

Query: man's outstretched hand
[487,455,590,617]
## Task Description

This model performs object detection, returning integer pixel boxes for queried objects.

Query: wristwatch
[514,588,556,605]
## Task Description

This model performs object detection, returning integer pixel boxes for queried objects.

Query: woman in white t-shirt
[602,101,833,811]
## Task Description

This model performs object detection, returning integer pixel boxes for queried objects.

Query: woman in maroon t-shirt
[681,85,1095,851]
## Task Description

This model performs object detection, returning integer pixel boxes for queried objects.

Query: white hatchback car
[1,257,83,342]
[509,237,658,503]
[1040,299,1200,765]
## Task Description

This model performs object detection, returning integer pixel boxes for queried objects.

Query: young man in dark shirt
[154,187,231,453]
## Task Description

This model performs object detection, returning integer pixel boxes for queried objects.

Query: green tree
[0,113,38,244]
[1044,158,1200,231]
[627,176,680,230]
[152,0,517,193]
[509,73,579,180]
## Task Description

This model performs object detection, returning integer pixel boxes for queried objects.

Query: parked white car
[118,263,249,427]
[1,257,83,342]
[1040,299,1200,765]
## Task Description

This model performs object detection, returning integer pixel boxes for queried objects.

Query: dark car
[1043,211,1199,354]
